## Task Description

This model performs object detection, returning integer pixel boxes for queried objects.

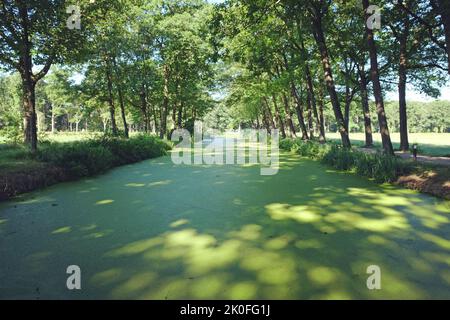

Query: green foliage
[97,134,172,166]
[352,151,410,183]
[38,141,114,177]
[322,145,356,171]
[280,138,332,160]
[203,103,233,131]
[280,138,413,183]
[384,101,450,133]
[37,135,171,178]
[0,126,23,144]
[0,73,22,140]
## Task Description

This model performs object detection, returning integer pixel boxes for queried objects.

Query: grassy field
[326,132,450,157]
[43,131,100,143]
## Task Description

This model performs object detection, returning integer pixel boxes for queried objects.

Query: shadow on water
[0,150,449,299]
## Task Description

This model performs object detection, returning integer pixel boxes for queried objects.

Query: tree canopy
[0,0,449,152]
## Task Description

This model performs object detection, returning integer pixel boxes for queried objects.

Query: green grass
[1,133,96,173]
[326,132,450,157]
[280,139,413,183]
[43,131,101,143]
[43,131,147,143]
[0,144,42,173]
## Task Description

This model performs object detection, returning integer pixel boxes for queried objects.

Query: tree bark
[272,94,286,139]
[261,104,271,133]
[177,101,183,129]
[291,83,309,140]
[51,104,56,134]
[305,87,314,139]
[305,64,325,141]
[281,93,297,137]
[398,12,410,151]
[160,64,170,139]
[263,97,276,130]
[112,57,129,138]
[18,2,37,152]
[105,58,118,136]
[118,87,129,138]
[357,63,373,147]
[363,0,394,155]
[310,9,351,148]
[344,85,351,131]
[140,84,150,133]
[21,76,37,152]
[316,85,326,142]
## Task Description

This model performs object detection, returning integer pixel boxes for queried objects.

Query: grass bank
[280,138,449,199]
[0,134,171,201]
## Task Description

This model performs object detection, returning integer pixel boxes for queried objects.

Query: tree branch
[33,54,55,82]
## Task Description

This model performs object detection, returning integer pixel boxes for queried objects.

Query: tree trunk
[291,83,309,140]
[305,88,314,139]
[316,85,326,142]
[117,87,129,138]
[261,105,271,133]
[281,93,296,137]
[363,0,394,155]
[177,101,183,129]
[160,64,169,139]
[357,63,373,147]
[255,114,261,129]
[112,57,129,138]
[18,2,37,152]
[105,58,118,136]
[263,97,276,130]
[21,77,37,152]
[172,103,177,125]
[398,16,410,151]
[140,84,150,133]
[305,64,324,141]
[272,94,286,139]
[310,11,351,148]
[344,85,351,131]
[51,103,56,134]
[159,65,169,139]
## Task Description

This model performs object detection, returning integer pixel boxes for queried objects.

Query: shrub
[321,145,355,170]
[0,126,22,144]
[38,142,114,177]
[37,134,171,178]
[280,138,413,183]
[280,138,331,159]
[279,138,297,151]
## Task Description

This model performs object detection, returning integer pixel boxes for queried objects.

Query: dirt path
[358,147,450,166]
[395,152,450,166]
